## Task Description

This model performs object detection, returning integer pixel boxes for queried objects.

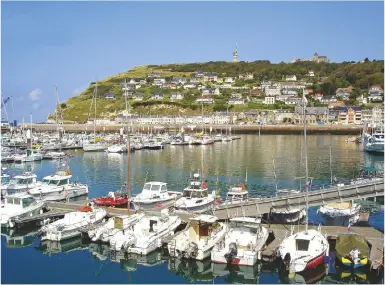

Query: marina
[1,133,384,284]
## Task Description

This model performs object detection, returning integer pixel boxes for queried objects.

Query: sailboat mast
[303,96,309,231]
[329,144,333,184]
[94,81,97,143]
[273,159,278,194]
[126,95,131,215]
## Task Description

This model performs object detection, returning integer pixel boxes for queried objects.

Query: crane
[1,96,10,122]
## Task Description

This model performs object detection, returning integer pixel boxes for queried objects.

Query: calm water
[1,135,384,284]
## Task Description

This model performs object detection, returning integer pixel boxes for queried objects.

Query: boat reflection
[88,243,168,272]
[35,237,88,255]
[1,227,38,248]
[168,258,213,282]
[278,263,327,284]
[212,262,262,283]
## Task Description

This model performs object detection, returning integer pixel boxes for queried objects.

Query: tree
[364,58,370,63]
[60,103,67,109]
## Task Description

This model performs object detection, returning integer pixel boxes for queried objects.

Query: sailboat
[278,96,329,273]
[83,81,107,152]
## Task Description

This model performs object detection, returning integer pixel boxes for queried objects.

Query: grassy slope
[57,61,384,122]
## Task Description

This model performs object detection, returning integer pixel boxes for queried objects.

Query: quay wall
[16,124,364,135]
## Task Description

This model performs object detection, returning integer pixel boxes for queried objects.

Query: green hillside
[56,60,384,122]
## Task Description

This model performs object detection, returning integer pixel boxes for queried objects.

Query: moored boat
[318,201,361,226]
[93,189,129,208]
[335,233,369,268]
[168,215,227,260]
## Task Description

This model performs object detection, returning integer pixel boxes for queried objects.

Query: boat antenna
[302,95,309,231]
[245,168,248,184]
[329,140,333,184]
[126,94,131,216]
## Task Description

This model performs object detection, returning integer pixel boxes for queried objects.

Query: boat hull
[29,186,88,202]
[132,197,175,211]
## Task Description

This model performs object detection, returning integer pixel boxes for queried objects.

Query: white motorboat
[168,215,227,260]
[83,142,108,152]
[40,206,108,241]
[201,136,214,145]
[43,151,66,160]
[87,214,145,243]
[13,149,43,163]
[0,194,45,228]
[132,181,181,211]
[110,211,181,255]
[318,201,361,226]
[5,172,42,196]
[364,129,384,153]
[175,173,216,214]
[1,173,11,197]
[270,189,306,224]
[211,217,269,266]
[106,144,127,153]
[219,184,249,206]
[28,166,88,201]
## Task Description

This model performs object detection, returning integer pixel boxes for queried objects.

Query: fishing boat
[0,193,45,228]
[4,171,42,196]
[335,233,369,268]
[132,181,181,211]
[28,164,88,201]
[211,217,269,266]
[318,201,361,226]
[278,96,329,274]
[109,211,181,255]
[39,205,108,241]
[93,188,129,208]
[42,151,66,160]
[168,215,227,260]
[87,213,145,243]
[174,173,216,214]
[201,136,214,145]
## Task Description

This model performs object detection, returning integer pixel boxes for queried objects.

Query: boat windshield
[6,197,21,205]
[43,179,68,186]
[227,193,247,200]
[296,239,310,251]
[22,197,36,208]
[183,190,208,198]
[16,178,34,185]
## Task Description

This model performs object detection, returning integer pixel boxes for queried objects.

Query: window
[183,190,192,198]
[161,185,167,192]
[296,239,310,251]
[58,179,68,186]
[22,197,36,208]
[151,184,160,191]
[1,177,9,184]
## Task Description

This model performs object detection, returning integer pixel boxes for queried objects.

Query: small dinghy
[93,188,129,208]
[318,201,361,226]
[87,213,145,243]
[39,204,107,242]
[335,233,369,268]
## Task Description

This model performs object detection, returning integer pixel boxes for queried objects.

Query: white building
[264,96,276,105]
[286,75,297,81]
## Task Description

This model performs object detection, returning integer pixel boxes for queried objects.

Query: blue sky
[1,1,384,122]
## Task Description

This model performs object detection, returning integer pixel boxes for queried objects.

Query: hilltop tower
[232,44,239,62]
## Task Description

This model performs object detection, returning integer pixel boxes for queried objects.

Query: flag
[347,220,351,231]
[304,180,312,187]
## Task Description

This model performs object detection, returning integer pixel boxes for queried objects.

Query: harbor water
[1,135,384,284]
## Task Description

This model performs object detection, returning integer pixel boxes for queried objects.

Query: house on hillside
[201,88,220,96]
[307,70,315,77]
[228,94,245,105]
[249,89,262,97]
[285,96,303,105]
[203,73,218,82]
[153,78,166,86]
[147,72,161,78]
[104,93,116,100]
[225,77,235,83]
[239,73,254,80]
[132,92,144,101]
[368,85,384,102]
[170,92,184,101]
[152,92,164,100]
[264,96,276,105]
[286,75,297,81]
[336,86,353,100]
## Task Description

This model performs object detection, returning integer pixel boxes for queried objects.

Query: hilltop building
[233,44,239,62]
[292,52,330,63]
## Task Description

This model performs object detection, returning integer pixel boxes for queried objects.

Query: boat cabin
[42,170,71,186]
[4,194,38,209]
[188,215,221,243]
[275,189,300,197]
[141,182,168,197]
[183,173,208,198]
[226,185,248,202]
[8,173,38,188]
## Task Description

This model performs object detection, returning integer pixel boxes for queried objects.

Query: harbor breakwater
[16,123,364,135]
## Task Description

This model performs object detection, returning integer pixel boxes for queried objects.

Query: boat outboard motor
[283,252,291,271]
[224,242,238,262]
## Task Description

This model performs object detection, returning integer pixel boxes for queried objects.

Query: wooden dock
[260,224,384,270]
